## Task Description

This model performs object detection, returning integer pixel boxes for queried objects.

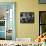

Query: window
[39,11,46,35]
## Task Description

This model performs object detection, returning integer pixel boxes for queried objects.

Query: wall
[16,0,35,39]
[0,0,46,40]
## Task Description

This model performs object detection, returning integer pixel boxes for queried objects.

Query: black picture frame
[39,0,46,4]
[20,12,34,23]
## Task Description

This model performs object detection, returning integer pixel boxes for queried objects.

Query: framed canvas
[20,12,34,23]
[39,0,46,4]
[0,2,16,40]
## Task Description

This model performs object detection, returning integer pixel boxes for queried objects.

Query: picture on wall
[39,0,46,4]
[20,12,34,23]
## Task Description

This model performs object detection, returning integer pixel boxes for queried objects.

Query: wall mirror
[0,2,16,40]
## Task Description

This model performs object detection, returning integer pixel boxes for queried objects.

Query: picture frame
[39,0,46,4]
[20,12,34,23]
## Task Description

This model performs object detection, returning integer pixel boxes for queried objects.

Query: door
[39,11,46,35]
[0,2,16,40]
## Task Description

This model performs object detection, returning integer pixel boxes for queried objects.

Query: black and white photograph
[20,12,34,23]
